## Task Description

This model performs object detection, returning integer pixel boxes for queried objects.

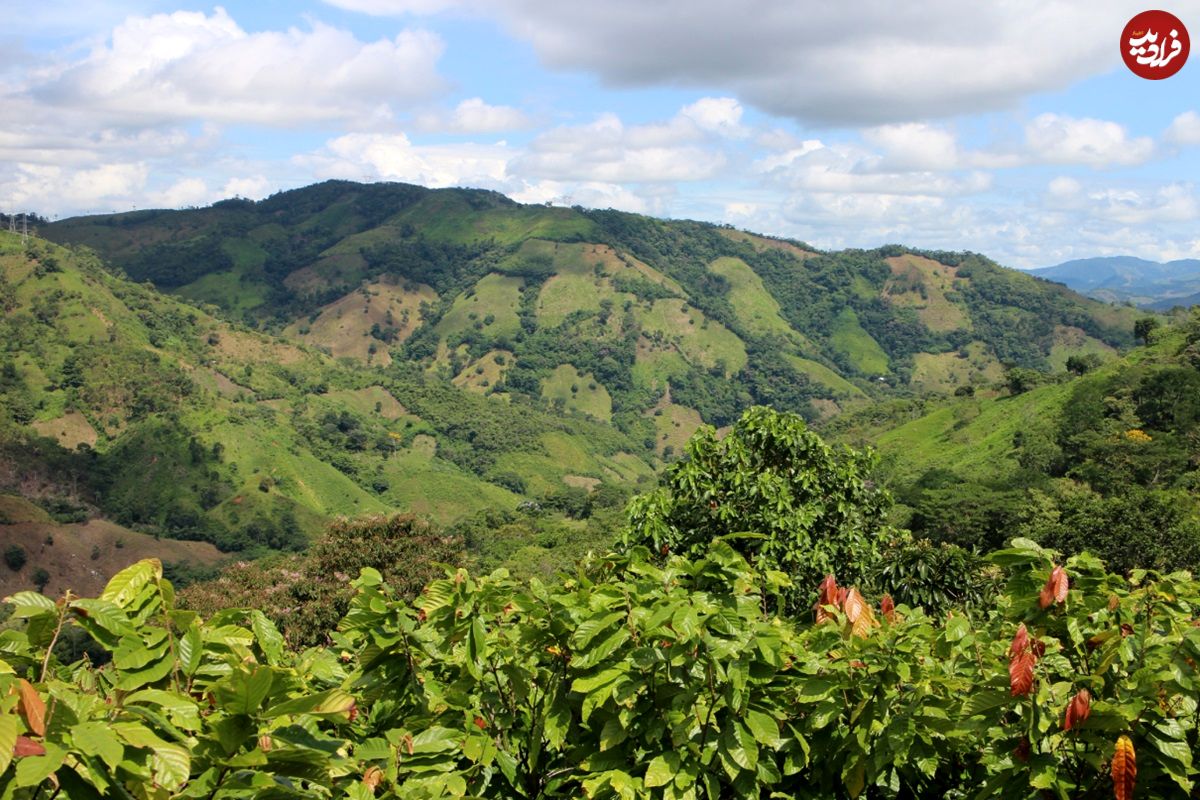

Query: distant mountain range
[1030,256,1200,310]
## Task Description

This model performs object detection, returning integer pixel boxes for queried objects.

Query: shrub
[3,545,26,571]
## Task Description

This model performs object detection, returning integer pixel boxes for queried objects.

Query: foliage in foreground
[2,536,1200,799]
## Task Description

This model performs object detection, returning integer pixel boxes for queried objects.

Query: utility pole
[21,213,28,244]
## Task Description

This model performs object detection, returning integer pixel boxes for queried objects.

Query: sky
[4,1,1200,267]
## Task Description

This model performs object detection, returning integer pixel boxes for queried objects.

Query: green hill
[0,230,655,564]
[827,314,1200,571]
[46,181,1140,432]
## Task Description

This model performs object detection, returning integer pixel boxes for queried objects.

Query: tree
[622,406,893,608]
[32,567,50,592]
[3,545,26,571]
[1134,316,1160,345]
[1064,353,1102,375]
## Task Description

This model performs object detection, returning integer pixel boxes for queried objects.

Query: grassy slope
[0,231,655,557]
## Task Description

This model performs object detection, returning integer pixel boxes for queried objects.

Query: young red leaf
[13,737,45,757]
[16,680,45,737]
[1063,688,1091,731]
[815,574,839,623]
[1039,565,1068,609]
[1009,623,1029,658]
[1111,735,1136,800]
[880,594,896,623]
[1008,650,1036,696]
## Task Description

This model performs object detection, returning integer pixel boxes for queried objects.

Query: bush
[3,545,26,571]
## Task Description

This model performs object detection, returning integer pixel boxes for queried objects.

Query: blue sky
[4,0,1200,267]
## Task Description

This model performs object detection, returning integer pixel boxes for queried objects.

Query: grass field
[540,364,613,421]
[435,273,524,341]
[1047,325,1118,371]
[284,280,436,364]
[883,254,970,333]
[830,307,890,375]
[708,257,798,339]
[0,497,225,598]
[452,350,512,394]
[910,341,1005,391]
[639,299,748,375]
[646,401,705,456]
[785,356,865,398]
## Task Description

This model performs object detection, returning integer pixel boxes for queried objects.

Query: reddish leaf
[17,680,45,737]
[843,588,876,638]
[880,594,896,623]
[1039,565,1069,609]
[1111,735,1136,800]
[1063,688,1091,731]
[13,737,45,758]
[1008,650,1036,697]
[363,765,384,794]
[815,574,839,623]
[1013,737,1030,763]
[1009,623,1029,658]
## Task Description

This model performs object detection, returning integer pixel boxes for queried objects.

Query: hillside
[1032,255,1200,308]
[827,312,1200,571]
[46,181,1139,437]
[0,230,655,574]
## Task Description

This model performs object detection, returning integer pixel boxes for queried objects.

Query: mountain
[0,229,655,567]
[828,312,1200,573]
[46,181,1138,426]
[3,179,1146,579]
[1031,255,1200,308]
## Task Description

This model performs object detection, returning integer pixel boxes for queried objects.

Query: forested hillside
[830,310,1200,575]
[47,181,1138,438]
[0,230,651,576]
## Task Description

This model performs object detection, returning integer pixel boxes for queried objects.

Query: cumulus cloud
[1165,111,1200,146]
[298,132,512,188]
[343,0,1135,125]
[511,108,731,183]
[33,8,446,125]
[1024,114,1155,168]
[755,138,991,197]
[414,98,530,133]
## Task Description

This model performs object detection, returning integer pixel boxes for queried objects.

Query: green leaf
[215,666,275,715]
[3,592,55,618]
[101,560,162,608]
[151,743,190,791]
[249,611,285,666]
[0,713,17,775]
[72,722,124,769]
[178,624,202,676]
[645,754,679,788]
[14,743,65,788]
[571,612,625,650]
[745,709,780,747]
[69,599,133,645]
[265,689,356,720]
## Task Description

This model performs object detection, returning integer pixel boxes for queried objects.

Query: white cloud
[755,139,991,196]
[678,97,745,137]
[222,176,272,200]
[376,0,1138,126]
[414,97,530,133]
[300,132,512,188]
[152,178,211,209]
[512,110,728,183]
[1024,114,1155,168]
[1165,111,1200,146]
[34,8,447,125]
